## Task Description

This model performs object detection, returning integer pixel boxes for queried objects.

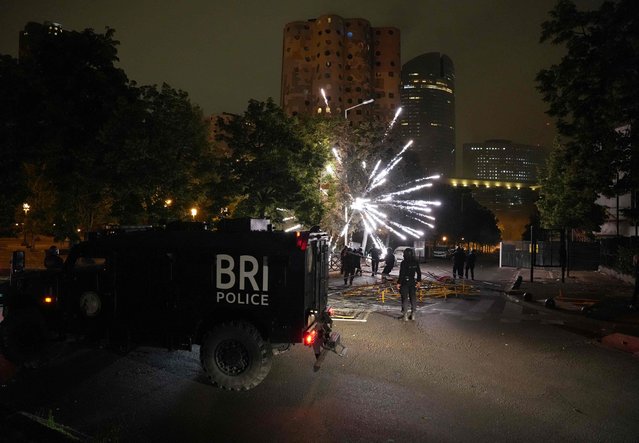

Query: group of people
[339,244,481,321]
[340,247,364,286]
[368,246,395,277]
[340,244,420,321]
[340,246,397,286]
[451,245,477,280]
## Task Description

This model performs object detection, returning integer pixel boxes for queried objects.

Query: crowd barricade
[339,272,480,303]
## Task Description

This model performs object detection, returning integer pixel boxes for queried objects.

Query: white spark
[320,88,329,107]
[336,138,441,247]
[332,148,342,164]
[285,224,302,232]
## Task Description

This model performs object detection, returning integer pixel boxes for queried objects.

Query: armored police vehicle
[0,219,343,390]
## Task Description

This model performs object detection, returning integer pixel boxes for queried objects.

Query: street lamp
[22,203,30,246]
[190,207,197,220]
[344,98,374,119]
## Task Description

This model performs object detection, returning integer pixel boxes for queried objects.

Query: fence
[500,240,599,270]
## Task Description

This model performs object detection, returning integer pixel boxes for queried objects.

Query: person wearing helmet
[397,247,421,321]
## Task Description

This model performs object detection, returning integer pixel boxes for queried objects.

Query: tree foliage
[0,24,216,241]
[536,0,639,229]
[214,99,329,227]
[318,119,402,240]
[536,139,606,231]
[103,83,214,225]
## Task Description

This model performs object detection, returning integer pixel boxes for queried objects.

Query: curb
[600,333,639,356]
[503,274,639,353]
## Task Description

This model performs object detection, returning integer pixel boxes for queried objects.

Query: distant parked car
[432,246,451,259]
[393,246,411,263]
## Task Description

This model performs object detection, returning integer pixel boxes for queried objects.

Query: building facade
[450,140,547,240]
[281,14,401,124]
[399,52,456,177]
[461,139,546,183]
[19,21,64,61]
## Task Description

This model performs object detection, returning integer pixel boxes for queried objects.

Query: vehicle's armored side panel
[55,229,326,344]
[1,223,338,391]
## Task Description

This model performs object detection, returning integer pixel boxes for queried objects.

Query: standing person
[465,249,477,280]
[343,248,357,286]
[631,253,639,310]
[355,247,364,276]
[397,248,421,321]
[339,245,348,275]
[452,245,466,279]
[369,246,381,276]
[380,247,396,279]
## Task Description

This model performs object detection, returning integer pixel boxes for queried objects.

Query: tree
[215,99,329,227]
[316,118,403,241]
[0,55,27,233]
[0,24,135,241]
[536,0,639,229]
[104,83,214,225]
[536,140,606,231]
[1,24,223,240]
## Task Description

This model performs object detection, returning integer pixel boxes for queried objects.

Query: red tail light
[304,328,318,346]
[296,231,308,251]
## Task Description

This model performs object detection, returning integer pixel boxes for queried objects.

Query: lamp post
[190,207,197,221]
[22,203,30,246]
[344,98,374,119]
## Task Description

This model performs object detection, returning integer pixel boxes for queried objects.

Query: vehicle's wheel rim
[215,339,249,376]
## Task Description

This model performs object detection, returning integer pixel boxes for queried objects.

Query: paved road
[2,257,639,442]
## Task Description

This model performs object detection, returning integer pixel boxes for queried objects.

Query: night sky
[1,0,603,150]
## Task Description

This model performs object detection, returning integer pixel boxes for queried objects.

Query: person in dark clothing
[339,246,348,275]
[452,245,466,279]
[343,248,358,286]
[631,254,638,310]
[44,245,63,270]
[355,247,364,276]
[397,248,421,321]
[380,247,396,278]
[369,247,381,276]
[465,249,476,280]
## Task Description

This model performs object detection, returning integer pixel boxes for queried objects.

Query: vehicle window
[73,256,106,270]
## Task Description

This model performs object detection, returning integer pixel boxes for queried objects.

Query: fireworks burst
[337,139,441,251]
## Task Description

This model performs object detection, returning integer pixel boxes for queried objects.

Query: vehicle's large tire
[0,308,47,366]
[200,321,272,391]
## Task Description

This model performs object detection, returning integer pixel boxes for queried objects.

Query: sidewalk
[329,260,639,356]
[510,267,639,355]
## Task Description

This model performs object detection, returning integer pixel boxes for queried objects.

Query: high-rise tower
[19,21,64,61]
[281,14,401,124]
[399,53,455,177]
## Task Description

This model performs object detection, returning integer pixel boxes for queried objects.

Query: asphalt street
[1,255,639,442]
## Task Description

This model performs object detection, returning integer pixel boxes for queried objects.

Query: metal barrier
[340,273,480,303]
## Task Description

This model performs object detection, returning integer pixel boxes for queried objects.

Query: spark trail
[339,139,441,251]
